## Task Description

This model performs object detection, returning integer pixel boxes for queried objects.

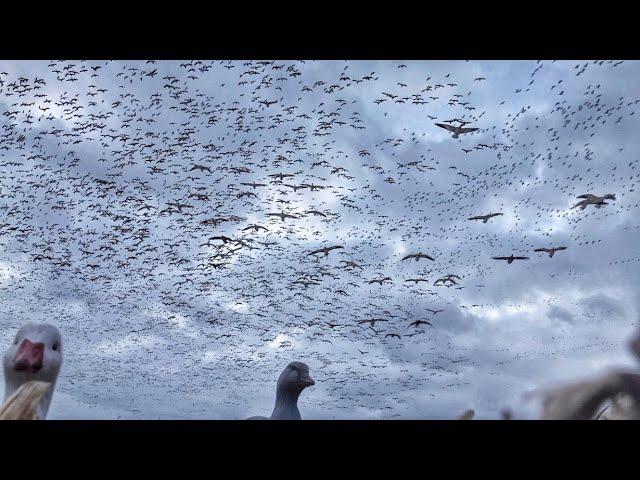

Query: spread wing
[513,256,529,260]
[493,256,509,260]
[459,127,479,133]
[401,254,414,261]
[577,194,597,200]
[534,248,548,252]
[435,123,456,133]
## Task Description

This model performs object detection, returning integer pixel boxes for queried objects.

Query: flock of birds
[0,60,638,418]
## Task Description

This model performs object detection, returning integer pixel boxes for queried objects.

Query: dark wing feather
[435,123,456,132]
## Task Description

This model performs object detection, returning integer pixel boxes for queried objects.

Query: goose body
[3,323,62,420]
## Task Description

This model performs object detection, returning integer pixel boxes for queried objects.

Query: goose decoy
[456,409,475,420]
[247,362,315,420]
[538,327,640,420]
[2,323,62,420]
[537,371,640,420]
[595,393,640,420]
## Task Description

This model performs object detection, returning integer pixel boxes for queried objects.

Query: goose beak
[13,339,44,373]
[302,376,315,387]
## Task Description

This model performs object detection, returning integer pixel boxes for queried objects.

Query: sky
[0,60,638,419]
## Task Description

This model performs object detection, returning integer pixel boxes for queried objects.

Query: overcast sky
[0,60,638,419]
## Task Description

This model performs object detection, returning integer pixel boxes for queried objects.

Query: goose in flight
[402,252,434,262]
[340,260,363,270]
[493,255,529,264]
[468,212,503,223]
[3,323,62,420]
[405,278,430,284]
[246,362,314,420]
[308,245,343,257]
[408,319,433,328]
[426,309,444,314]
[189,164,212,173]
[367,276,393,285]
[292,279,320,289]
[239,182,267,189]
[434,278,455,286]
[534,246,567,258]
[305,210,327,217]
[435,122,478,139]
[572,193,616,210]
[268,173,296,181]
[385,333,401,339]
[358,318,388,327]
[242,224,269,232]
[578,193,616,202]
[266,212,299,221]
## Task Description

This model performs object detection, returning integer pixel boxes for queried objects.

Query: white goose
[2,323,63,420]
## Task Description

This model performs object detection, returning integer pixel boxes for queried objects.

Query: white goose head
[3,323,62,419]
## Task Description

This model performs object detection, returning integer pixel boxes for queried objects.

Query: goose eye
[52,343,58,351]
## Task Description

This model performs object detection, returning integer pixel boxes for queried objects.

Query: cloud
[0,60,638,419]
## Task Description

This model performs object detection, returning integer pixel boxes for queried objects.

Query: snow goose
[2,323,62,420]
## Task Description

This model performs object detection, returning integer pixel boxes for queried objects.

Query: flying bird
[534,246,567,258]
[435,122,479,138]
[402,253,434,262]
[468,213,503,223]
[492,255,529,264]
